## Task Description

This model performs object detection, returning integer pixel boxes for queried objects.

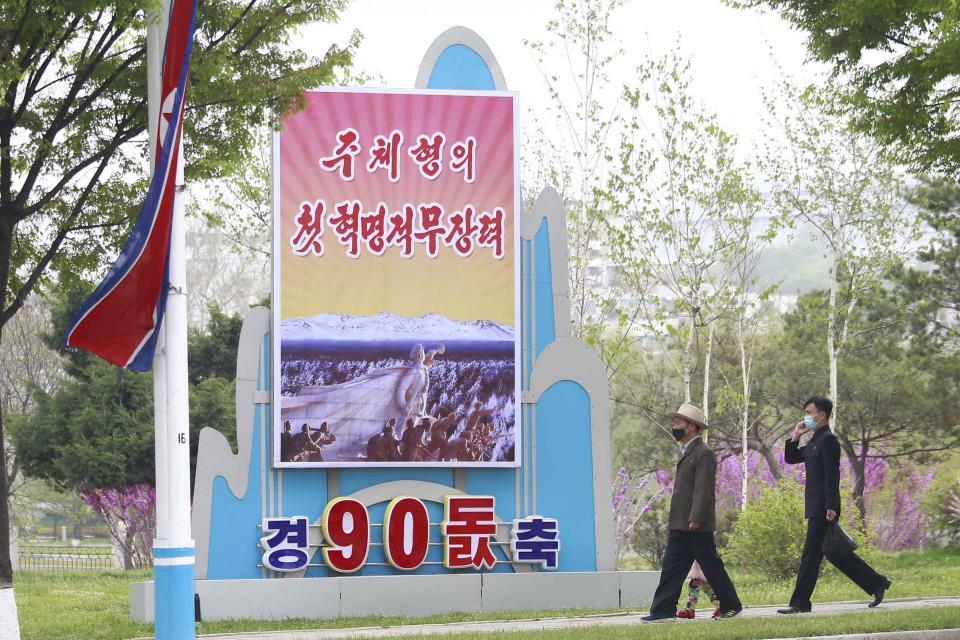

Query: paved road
[195,596,960,640]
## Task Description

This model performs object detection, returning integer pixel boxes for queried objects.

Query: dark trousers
[650,530,742,615]
[789,517,886,610]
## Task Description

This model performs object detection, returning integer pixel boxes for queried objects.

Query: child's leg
[686,579,702,610]
[702,580,720,605]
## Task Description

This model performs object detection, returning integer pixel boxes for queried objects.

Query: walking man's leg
[788,518,827,611]
[830,551,891,603]
[691,532,742,614]
[648,531,695,617]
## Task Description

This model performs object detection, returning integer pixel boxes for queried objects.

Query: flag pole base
[154,545,196,640]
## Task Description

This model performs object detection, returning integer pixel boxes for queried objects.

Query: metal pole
[149,0,171,548]
[150,2,196,638]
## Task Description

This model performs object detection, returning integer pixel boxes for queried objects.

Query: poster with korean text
[273,89,520,468]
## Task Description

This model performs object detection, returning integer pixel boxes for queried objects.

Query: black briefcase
[822,520,858,559]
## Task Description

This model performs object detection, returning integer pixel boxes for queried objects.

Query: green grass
[619,546,960,605]
[13,548,960,640]
[384,607,960,640]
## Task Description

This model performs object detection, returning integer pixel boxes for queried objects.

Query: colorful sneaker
[676,609,695,619]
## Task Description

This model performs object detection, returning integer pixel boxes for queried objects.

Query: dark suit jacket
[668,437,717,532]
[784,426,842,519]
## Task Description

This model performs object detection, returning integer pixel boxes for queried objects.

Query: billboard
[273,88,520,468]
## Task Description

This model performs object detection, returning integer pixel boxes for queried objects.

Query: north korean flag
[66,0,197,371]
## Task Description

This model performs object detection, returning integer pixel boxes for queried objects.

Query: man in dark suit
[777,396,892,614]
[642,404,743,621]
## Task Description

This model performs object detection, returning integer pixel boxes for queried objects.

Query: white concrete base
[0,586,22,640]
[131,571,660,622]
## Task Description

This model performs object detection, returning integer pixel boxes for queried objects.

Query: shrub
[725,479,808,578]
[631,501,671,568]
[924,474,960,545]
[725,478,875,579]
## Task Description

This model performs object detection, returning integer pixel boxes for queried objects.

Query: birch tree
[525,0,625,342]
[605,49,761,404]
[763,79,919,430]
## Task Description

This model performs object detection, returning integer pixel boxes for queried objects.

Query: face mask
[804,415,818,429]
[672,428,686,441]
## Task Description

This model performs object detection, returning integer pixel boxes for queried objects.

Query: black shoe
[869,578,892,608]
[777,606,810,614]
[641,612,676,622]
[715,608,743,619]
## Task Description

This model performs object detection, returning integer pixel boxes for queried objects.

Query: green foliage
[0,1,359,324]
[9,290,242,490]
[725,480,807,578]
[729,0,960,174]
[894,177,960,348]
[12,567,960,639]
[9,360,155,490]
[188,303,244,383]
[726,479,874,579]
[629,500,671,569]
[923,453,960,545]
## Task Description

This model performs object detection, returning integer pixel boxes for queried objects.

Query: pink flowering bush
[612,467,667,564]
[867,469,934,551]
[78,483,155,569]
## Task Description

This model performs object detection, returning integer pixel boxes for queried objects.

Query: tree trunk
[0,402,11,588]
[827,255,839,429]
[0,216,13,587]
[840,440,867,527]
[756,442,782,481]
[123,526,135,570]
[702,323,713,444]
[682,316,696,403]
[739,319,750,509]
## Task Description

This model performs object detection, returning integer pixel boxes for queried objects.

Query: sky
[299,0,830,153]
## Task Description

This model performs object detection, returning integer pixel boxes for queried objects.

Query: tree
[894,177,960,347]
[604,48,762,404]
[729,0,960,175]
[525,0,626,341]
[0,0,359,588]
[777,287,960,520]
[762,77,919,430]
[0,294,63,540]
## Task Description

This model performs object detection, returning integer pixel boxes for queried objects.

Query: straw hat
[666,403,708,431]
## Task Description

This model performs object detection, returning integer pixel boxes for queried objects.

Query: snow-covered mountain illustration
[281,312,514,342]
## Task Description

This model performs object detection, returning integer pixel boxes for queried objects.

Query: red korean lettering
[319,127,361,181]
[477,207,505,259]
[329,200,362,257]
[289,199,325,256]
[367,130,403,182]
[449,136,477,183]
[444,204,479,257]
[407,132,445,180]
[386,204,416,258]
[414,203,445,258]
[360,203,388,256]
[441,495,497,570]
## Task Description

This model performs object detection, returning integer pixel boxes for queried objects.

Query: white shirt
[679,435,701,458]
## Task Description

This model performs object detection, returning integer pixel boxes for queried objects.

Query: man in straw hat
[642,403,743,621]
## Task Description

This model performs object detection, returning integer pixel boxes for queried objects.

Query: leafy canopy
[729,0,960,175]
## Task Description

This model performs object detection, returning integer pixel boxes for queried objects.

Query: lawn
[12,547,960,640]
[620,545,960,605]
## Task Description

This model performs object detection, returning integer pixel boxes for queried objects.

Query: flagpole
[149,2,196,638]
[149,0,171,549]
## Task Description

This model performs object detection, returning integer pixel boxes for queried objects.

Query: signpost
[130,27,647,625]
